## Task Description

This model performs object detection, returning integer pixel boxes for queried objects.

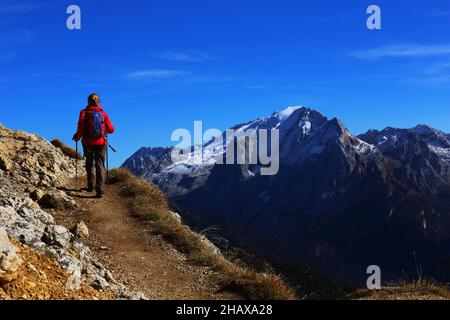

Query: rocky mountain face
[123,107,450,283]
[122,147,174,178]
[0,124,142,299]
[358,125,450,192]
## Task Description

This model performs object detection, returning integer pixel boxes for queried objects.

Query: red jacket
[74,106,115,146]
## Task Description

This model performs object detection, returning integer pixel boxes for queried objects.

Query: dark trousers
[83,145,106,193]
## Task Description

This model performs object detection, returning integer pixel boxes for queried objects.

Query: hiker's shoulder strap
[83,110,92,138]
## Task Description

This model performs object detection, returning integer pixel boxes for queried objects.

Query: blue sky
[0,0,449,167]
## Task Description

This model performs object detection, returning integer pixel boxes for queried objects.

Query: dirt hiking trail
[55,179,238,300]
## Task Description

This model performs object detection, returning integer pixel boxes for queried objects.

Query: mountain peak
[273,106,326,122]
[273,106,305,121]
[413,124,443,136]
[270,106,329,136]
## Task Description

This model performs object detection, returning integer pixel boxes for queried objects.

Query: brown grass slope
[106,168,296,300]
[346,279,450,300]
[51,139,83,160]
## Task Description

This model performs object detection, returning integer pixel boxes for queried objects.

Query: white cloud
[157,50,212,62]
[126,69,188,79]
[350,44,450,61]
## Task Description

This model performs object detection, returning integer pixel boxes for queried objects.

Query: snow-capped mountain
[359,124,450,163]
[123,107,450,283]
[122,147,174,177]
[413,125,450,162]
[358,125,450,192]
[124,107,377,197]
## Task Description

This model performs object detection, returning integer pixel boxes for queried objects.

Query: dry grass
[106,168,134,184]
[107,168,296,300]
[395,278,450,298]
[51,139,83,160]
[346,278,450,300]
[220,266,297,300]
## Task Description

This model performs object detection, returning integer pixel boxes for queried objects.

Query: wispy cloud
[157,50,212,62]
[246,85,268,90]
[403,60,450,86]
[350,44,450,61]
[425,62,450,75]
[0,30,36,48]
[405,75,450,86]
[126,69,188,79]
[0,2,46,15]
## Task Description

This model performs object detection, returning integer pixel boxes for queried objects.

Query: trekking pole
[105,136,117,182]
[107,144,109,183]
[106,136,109,183]
[75,140,79,191]
[108,144,117,153]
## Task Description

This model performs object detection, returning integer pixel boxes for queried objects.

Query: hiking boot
[96,190,104,198]
[84,187,94,193]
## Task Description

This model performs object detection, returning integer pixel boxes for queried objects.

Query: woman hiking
[73,94,115,198]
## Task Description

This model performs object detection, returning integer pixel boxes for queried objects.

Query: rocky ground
[0,124,238,300]
[0,232,109,300]
[0,124,142,299]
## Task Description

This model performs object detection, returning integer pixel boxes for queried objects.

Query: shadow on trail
[68,193,98,199]
[56,186,80,192]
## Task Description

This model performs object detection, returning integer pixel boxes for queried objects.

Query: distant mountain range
[122,107,450,283]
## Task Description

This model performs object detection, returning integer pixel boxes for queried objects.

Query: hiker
[73,94,115,198]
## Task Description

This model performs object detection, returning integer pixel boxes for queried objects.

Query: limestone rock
[73,221,89,239]
[120,291,146,300]
[0,227,23,282]
[169,210,182,222]
[200,236,223,257]
[91,275,110,292]
[29,189,45,202]
[38,190,76,210]
[42,225,73,249]
[0,156,12,171]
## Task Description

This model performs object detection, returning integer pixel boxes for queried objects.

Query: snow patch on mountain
[413,125,450,162]
[429,146,450,162]
[354,139,376,154]
[359,124,450,163]
[276,106,304,122]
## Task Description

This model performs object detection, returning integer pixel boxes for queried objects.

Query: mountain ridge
[122,106,450,284]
